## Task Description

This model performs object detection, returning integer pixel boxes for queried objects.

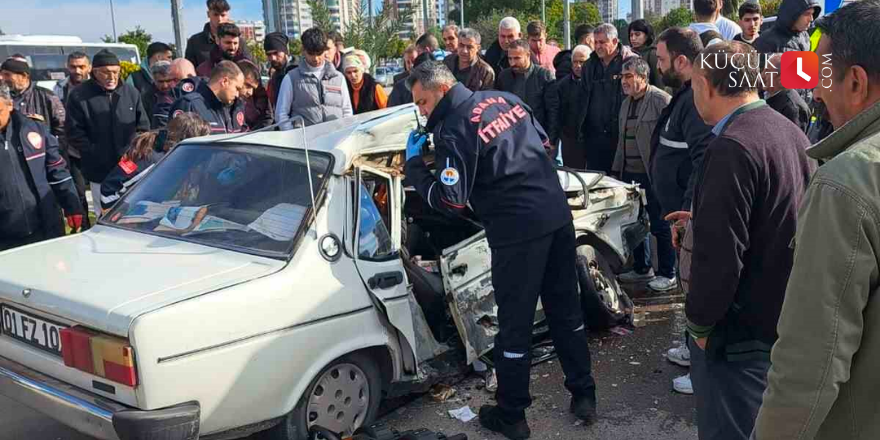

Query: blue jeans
[622,172,676,279]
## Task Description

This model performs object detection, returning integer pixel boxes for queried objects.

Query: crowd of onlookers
[3,0,880,437]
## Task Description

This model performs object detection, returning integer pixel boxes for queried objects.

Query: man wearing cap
[66,50,149,218]
[264,31,296,109]
[0,83,84,250]
[128,41,174,94]
[1,56,66,146]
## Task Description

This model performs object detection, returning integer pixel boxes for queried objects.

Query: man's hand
[27,114,45,122]
[66,214,83,233]
[664,210,692,250]
[406,130,427,161]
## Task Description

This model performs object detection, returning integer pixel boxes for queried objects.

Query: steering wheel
[309,426,342,440]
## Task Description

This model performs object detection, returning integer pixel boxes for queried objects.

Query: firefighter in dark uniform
[168,60,246,134]
[403,61,597,440]
[0,84,83,251]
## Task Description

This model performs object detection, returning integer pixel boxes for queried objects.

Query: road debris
[448,406,478,422]
[430,384,457,402]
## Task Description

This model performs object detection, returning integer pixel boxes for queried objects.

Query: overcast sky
[0,0,264,44]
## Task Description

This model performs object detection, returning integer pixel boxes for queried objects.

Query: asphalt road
[0,287,696,440]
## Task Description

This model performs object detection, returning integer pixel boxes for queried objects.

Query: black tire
[262,353,383,440]
[576,245,633,330]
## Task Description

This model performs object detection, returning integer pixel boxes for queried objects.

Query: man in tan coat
[753,1,880,438]
[612,57,674,291]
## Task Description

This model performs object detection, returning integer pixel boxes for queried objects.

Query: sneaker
[618,268,655,283]
[570,397,598,425]
[648,276,678,292]
[666,346,691,367]
[479,405,531,440]
[673,373,694,395]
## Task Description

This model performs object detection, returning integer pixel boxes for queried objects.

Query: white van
[0,35,140,91]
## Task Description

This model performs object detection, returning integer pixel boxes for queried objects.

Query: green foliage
[101,35,115,43]
[760,0,782,17]
[0,28,5,36]
[470,9,527,48]
[651,7,695,34]
[343,0,412,71]
[307,0,338,33]
[288,39,303,56]
[248,39,267,65]
[117,26,152,61]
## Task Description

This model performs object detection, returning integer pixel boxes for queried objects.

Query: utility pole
[109,0,119,42]
[171,0,186,56]
[460,0,464,26]
[541,0,546,23]
[422,0,430,35]
[563,0,570,49]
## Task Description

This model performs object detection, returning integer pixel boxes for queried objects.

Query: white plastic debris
[448,406,478,422]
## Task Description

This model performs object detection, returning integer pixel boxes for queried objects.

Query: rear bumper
[0,355,199,440]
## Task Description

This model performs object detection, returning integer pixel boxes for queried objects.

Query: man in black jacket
[650,28,715,391]
[761,53,810,131]
[496,39,560,156]
[66,50,149,218]
[404,61,597,440]
[264,32,296,110]
[579,23,638,173]
[185,0,251,68]
[754,0,820,54]
[484,17,523,77]
[141,60,178,129]
[682,41,814,440]
[1,57,66,143]
[388,52,434,107]
[555,45,591,168]
[169,61,246,134]
[0,84,83,250]
[128,41,173,94]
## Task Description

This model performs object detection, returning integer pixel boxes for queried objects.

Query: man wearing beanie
[264,31,296,109]
[1,57,66,148]
[66,50,149,218]
[128,41,174,94]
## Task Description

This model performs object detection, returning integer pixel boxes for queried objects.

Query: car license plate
[0,304,67,356]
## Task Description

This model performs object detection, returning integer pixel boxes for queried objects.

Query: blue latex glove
[406,131,427,161]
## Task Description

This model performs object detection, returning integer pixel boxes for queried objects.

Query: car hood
[0,226,284,337]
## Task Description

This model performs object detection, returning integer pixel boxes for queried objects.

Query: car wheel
[576,245,633,330]
[262,353,382,440]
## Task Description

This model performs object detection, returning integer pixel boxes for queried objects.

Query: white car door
[353,166,422,373]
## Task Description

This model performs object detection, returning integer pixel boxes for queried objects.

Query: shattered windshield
[102,143,332,258]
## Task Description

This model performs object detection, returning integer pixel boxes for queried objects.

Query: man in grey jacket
[612,58,675,293]
[753,2,880,438]
[275,28,352,129]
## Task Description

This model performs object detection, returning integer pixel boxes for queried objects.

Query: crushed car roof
[183,105,419,175]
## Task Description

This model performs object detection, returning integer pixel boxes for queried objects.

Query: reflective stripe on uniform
[48,176,73,186]
[660,136,689,149]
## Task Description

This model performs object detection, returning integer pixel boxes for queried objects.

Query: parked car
[0,106,646,440]
[374,67,393,87]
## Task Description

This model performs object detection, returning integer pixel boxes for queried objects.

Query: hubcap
[589,261,620,310]
[306,363,370,435]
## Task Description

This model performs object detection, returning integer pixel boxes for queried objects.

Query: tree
[248,39,267,65]
[288,39,303,57]
[760,0,782,17]
[343,0,412,72]
[0,28,5,36]
[117,26,152,61]
[653,7,694,33]
[307,0,337,33]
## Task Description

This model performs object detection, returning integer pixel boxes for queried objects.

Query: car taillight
[60,326,138,387]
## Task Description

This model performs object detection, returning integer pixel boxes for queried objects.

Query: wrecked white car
[0,106,646,440]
